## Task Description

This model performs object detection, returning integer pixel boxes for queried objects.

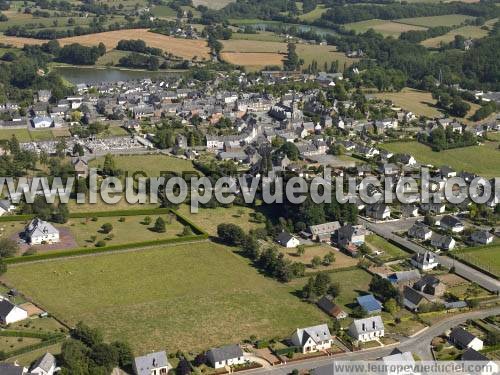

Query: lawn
[421,25,489,48]
[177,204,265,236]
[231,31,286,42]
[373,87,441,118]
[365,234,410,261]
[7,343,62,366]
[396,14,475,27]
[0,128,32,142]
[381,140,500,178]
[1,242,327,353]
[0,336,42,353]
[289,267,373,312]
[89,154,199,177]
[345,19,427,37]
[64,214,185,247]
[454,243,500,278]
[151,5,177,17]
[192,0,234,9]
[96,50,131,66]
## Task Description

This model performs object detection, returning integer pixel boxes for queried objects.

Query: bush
[101,223,113,234]
[95,240,106,247]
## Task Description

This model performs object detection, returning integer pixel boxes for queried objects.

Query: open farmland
[373,88,441,117]
[1,242,327,353]
[0,29,210,60]
[220,40,358,70]
[192,0,234,9]
[381,140,500,178]
[298,5,329,22]
[421,25,490,48]
[345,19,427,37]
[396,14,475,27]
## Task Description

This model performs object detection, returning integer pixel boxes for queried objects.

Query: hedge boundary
[3,208,208,265]
[1,336,64,359]
[0,330,64,340]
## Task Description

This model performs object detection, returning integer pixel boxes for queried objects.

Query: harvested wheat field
[220,52,284,70]
[0,29,210,59]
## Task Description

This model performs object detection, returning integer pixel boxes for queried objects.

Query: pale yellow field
[421,25,489,48]
[0,29,210,59]
[346,19,427,37]
[220,52,285,70]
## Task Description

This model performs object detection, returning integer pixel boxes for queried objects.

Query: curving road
[244,306,500,375]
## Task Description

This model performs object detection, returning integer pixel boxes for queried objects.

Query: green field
[231,31,286,42]
[373,87,441,117]
[298,5,329,22]
[421,25,489,48]
[96,50,131,66]
[2,242,327,352]
[396,14,475,27]
[455,243,500,277]
[151,5,177,17]
[89,154,198,177]
[345,19,427,37]
[381,140,500,178]
[366,234,410,261]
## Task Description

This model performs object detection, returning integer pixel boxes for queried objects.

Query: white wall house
[450,327,484,351]
[207,344,245,369]
[25,218,60,245]
[30,352,56,375]
[133,351,171,375]
[348,316,385,343]
[276,232,300,248]
[291,324,333,353]
[0,298,28,324]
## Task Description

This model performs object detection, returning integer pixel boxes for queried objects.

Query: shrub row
[273,346,300,356]
[4,233,207,265]
[1,336,64,360]
[0,330,64,340]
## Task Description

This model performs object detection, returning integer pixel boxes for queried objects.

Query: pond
[54,66,184,84]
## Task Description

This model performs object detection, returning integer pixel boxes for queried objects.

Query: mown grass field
[420,25,490,48]
[0,128,64,142]
[192,0,234,9]
[298,5,329,22]
[454,243,500,278]
[366,234,410,261]
[345,19,427,37]
[1,242,327,352]
[89,154,198,177]
[373,87,441,117]
[177,204,265,236]
[0,29,210,60]
[381,140,500,178]
[396,14,475,27]
[280,244,358,272]
[231,31,286,42]
[220,39,358,70]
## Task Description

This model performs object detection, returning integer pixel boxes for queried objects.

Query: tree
[71,322,103,348]
[73,143,84,156]
[217,223,245,246]
[111,341,133,368]
[296,245,305,257]
[385,298,399,314]
[369,276,399,302]
[182,226,193,236]
[0,238,18,258]
[323,251,335,265]
[278,142,300,161]
[153,217,166,233]
[311,256,322,269]
[102,154,120,177]
[100,223,113,234]
[283,43,302,71]
[143,216,151,225]
[328,282,341,298]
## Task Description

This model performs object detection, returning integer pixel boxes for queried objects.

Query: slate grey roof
[461,348,489,361]
[276,232,294,245]
[207,344,243,363]
[403,286,425,310]
[30,352,55,372]
[0,363,25,375]
[25,218,59,238]
[450,327,477,347]
[295,324,332,346]
[309,222,340,236]
[134,351,169,375]
[350,316,384,335]
[0,299,16,319]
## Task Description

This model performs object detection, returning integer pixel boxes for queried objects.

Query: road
[359,218,500,293]
[244,306,500,375]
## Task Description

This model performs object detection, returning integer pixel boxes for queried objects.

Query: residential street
[244,306,500,375]
[359,218,500,293]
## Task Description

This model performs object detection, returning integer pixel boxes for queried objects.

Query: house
[420,202,446,214]
[449,327,483,351]
[410,251,439,271]
[381,350,415,375]
[30,352,56,375]
[402,286,428,312]
[401,205,419,218]
[290,324,333,353]
[31,116,53,128]
[430,233,455,250]
[276,232,300,248]
[309,221,340,242]
[0,299,28,324]
[413,275,445,297]
[348,316,384,343]
[133,351,171,375]
[461,348,499,375]
[356,294,383,314]
[471,230,494,245]
[387,270,420,286]
[206,344,245,369]
[0,363,28,375]
[438,215,464,233]
[366,204,391,220]
[408,223,432,241]
[0,199,14,216]
[316,296,348,319]
[336,224,366,249]
[25,218,60,245]
[72,157,89,179]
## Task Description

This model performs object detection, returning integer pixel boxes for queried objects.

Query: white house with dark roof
[206,344,245,369]
[30,352,56,375]
[291,324,333,353]
[430,233,455,250]
[410,251,439,271]
[276,232,300,248]
[381,350,416,375]
[437,215,464,233]
[133,351,171,375]
[450,327,483,351]
[0,298,28,324]
[408,223,432,241]
[24,218,60,245]
[348,316,384,343]
[471,230,494,245]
